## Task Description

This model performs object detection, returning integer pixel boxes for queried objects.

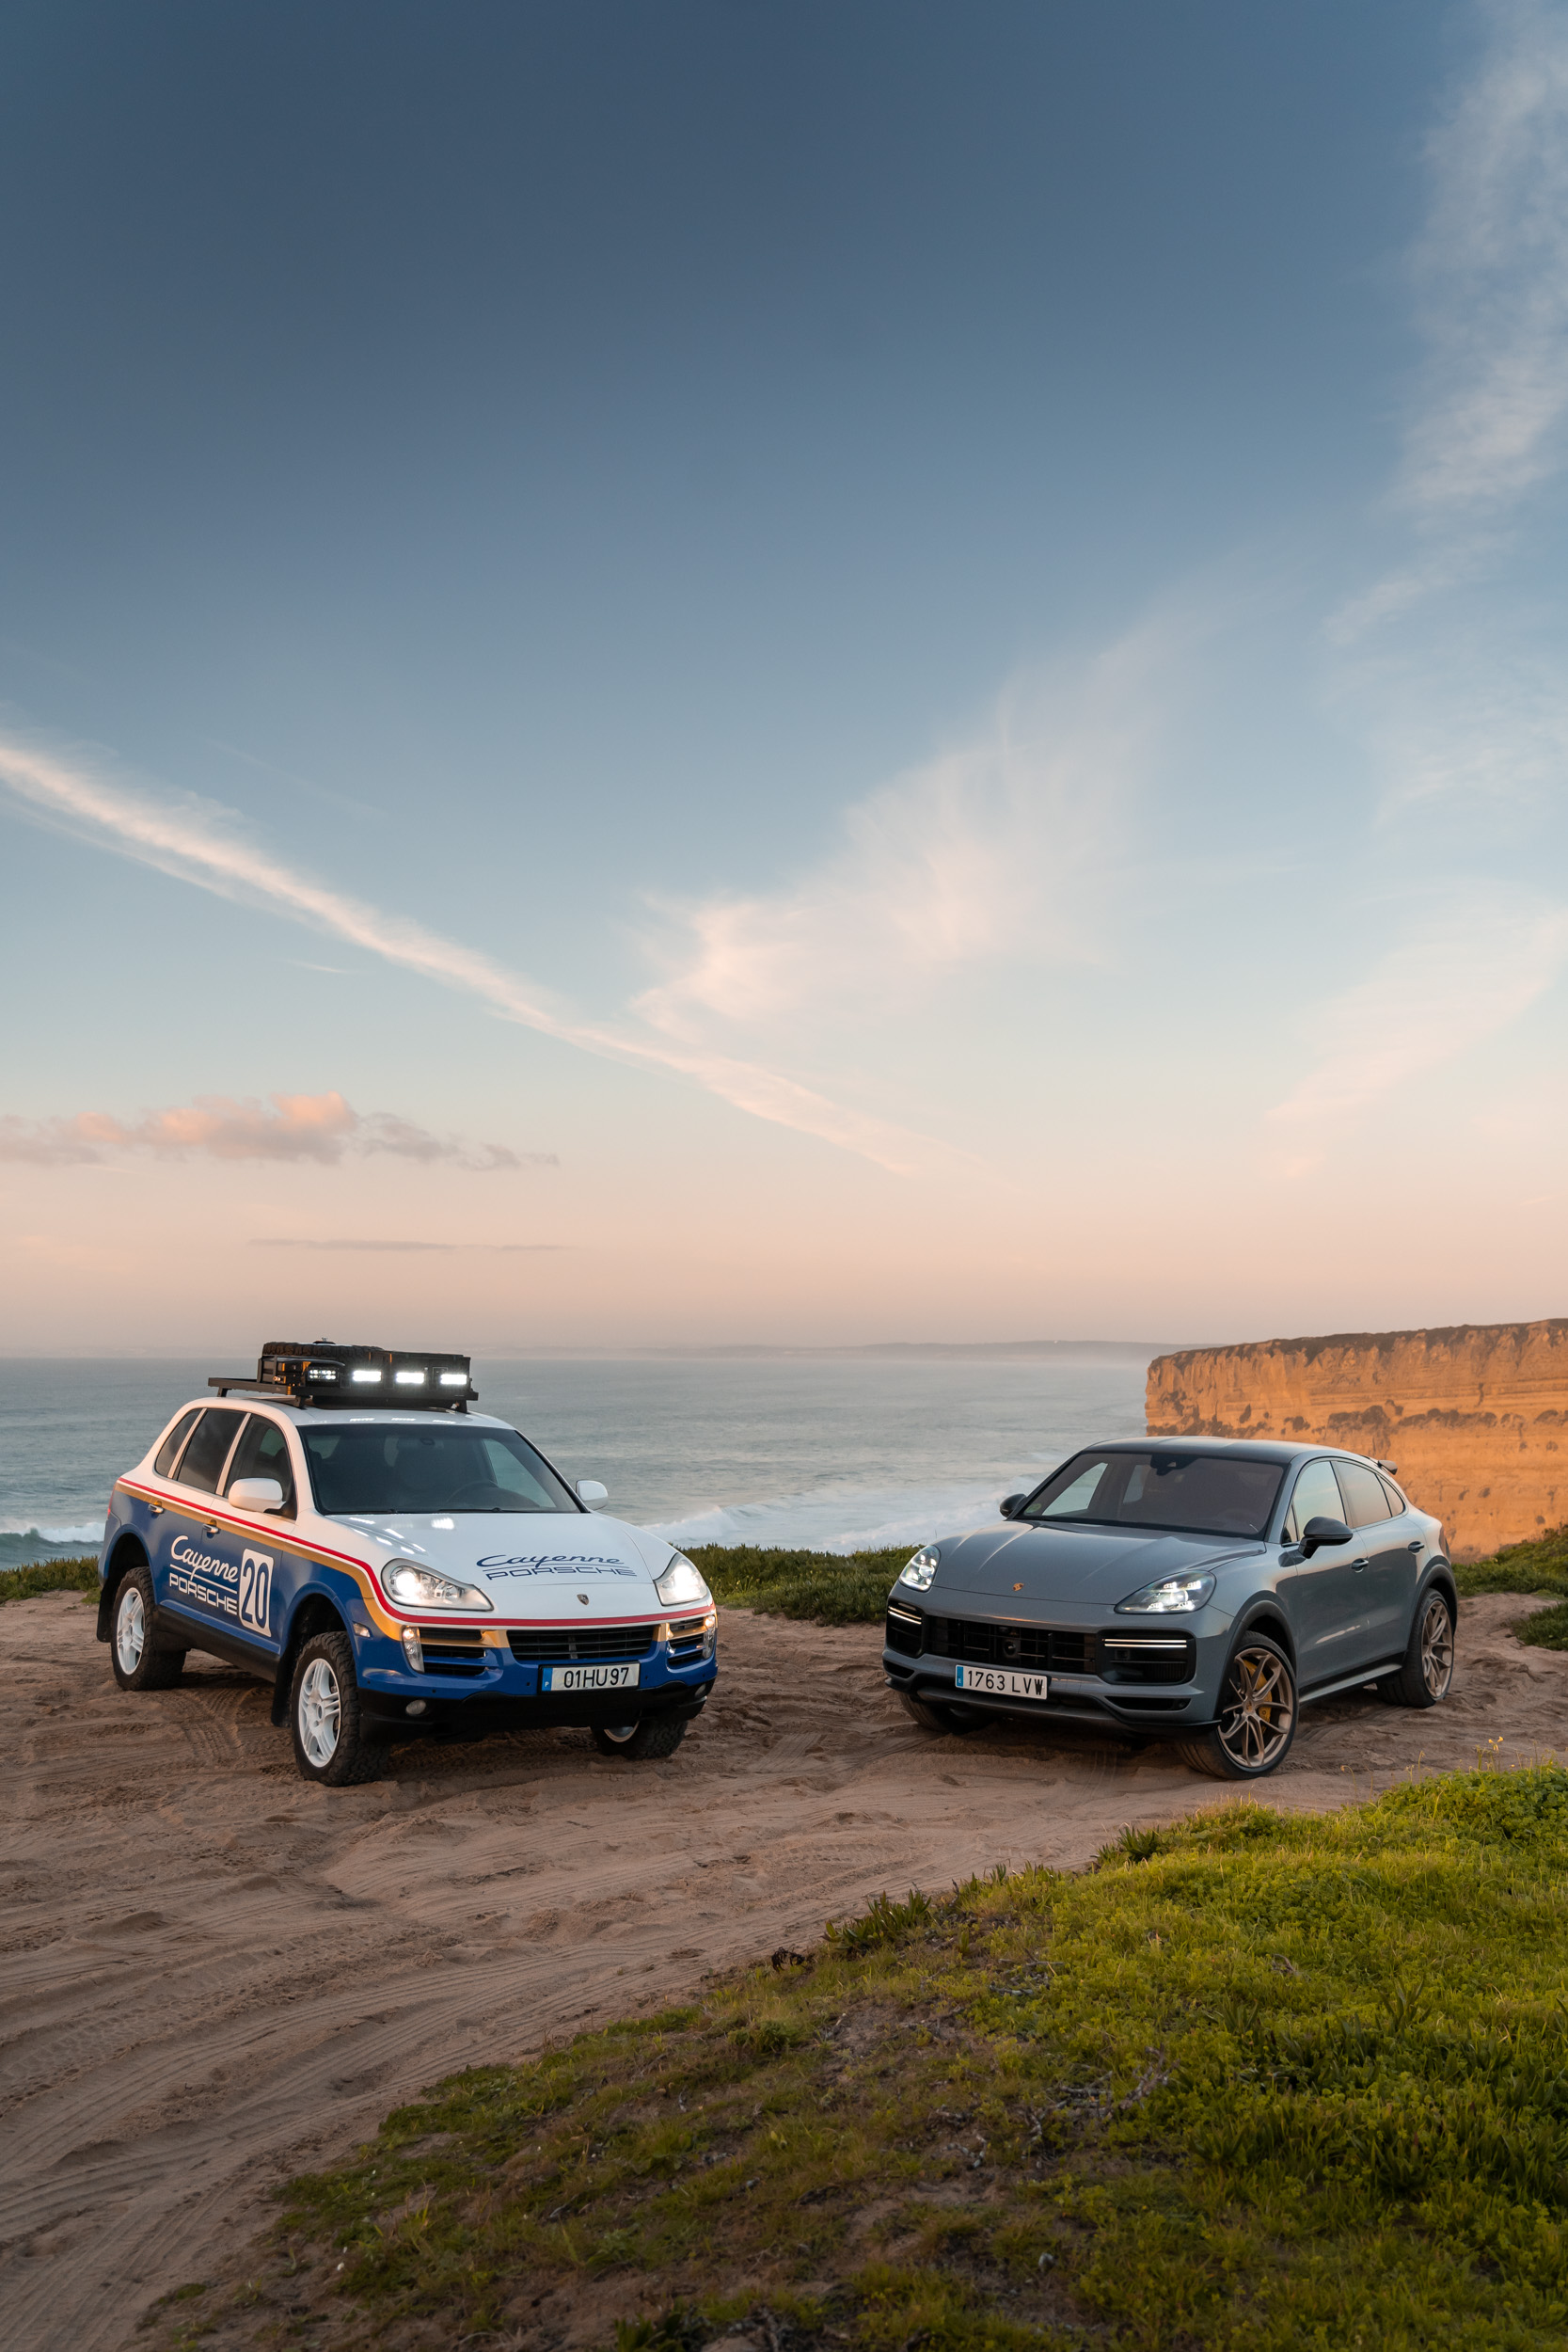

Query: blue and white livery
[97,1340,717,1784]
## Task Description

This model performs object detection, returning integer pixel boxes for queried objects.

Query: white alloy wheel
[115,1583,146,1674]
[297,1656,342,1767]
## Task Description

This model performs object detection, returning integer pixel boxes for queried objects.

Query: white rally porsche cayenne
[95,1340,718,1785]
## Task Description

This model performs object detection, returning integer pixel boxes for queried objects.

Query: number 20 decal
[239,1549,273,1638]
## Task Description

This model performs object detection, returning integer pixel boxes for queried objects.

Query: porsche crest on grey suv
[882,1438,1455,1778]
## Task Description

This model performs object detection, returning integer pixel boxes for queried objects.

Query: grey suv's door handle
[1407,1539,1423,1552]
[1351,1557,1369,1571]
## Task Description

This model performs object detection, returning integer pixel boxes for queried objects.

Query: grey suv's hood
[929,1522,1262,1606]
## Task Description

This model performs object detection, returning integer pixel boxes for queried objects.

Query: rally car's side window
[223,1415,297,1519]
[173,1406,247,1495]
[153,1409,201,1478]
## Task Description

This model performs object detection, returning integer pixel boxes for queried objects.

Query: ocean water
[0,1351,1154,1569]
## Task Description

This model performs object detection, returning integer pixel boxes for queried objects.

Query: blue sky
[2,1,1565,1350]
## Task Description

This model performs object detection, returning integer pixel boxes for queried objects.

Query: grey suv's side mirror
[230,1476,285,1514]
[1000,1492,1028,1518]
[1300,1515,1353,1557]
[576,1479,609,1507]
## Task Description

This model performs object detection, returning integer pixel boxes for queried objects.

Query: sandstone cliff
[1146,1321,1568,1560]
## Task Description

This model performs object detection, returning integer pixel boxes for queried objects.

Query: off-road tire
[289,1629,383,1786]
[591,1714,689,1760]
[897,1692,982,1734]
[1176,1632,1297,1781]
[1377,1584,1455,1709]
[109,1565,185,1692]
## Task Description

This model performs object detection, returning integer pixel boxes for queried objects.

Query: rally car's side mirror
[1000,1492,1028,1518]
[230,1476,285,1514]
[576,1479,609,1507]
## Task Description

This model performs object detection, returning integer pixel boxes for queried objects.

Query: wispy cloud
[1401,0,1568,519]
[638,619,1175,1045]
[1266,884,1568,1153]
[251,1236,566,1251]
[0,732,934,1172]
[0,1090,548,1170]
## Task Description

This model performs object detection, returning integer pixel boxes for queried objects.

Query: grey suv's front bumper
[882,1598,1227,1733]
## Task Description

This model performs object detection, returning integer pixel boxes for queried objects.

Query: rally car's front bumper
[353,1615,718,1734]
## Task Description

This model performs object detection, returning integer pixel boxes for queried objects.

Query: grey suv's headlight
[898,1546,941,1592]
[1115,1571,1216,1614]
[383,1562,494,1612]
[656,1553,712,1608]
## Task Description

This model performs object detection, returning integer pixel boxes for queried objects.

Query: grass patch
[193,1766,1568,2352]
[689,1544,907,1624]
[0,1553,98,1607]
[1454,1526,1568,1651]
[1454,1524,1568,1603]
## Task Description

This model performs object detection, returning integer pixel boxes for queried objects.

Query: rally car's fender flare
[271,1591,350,1726]
[97,1532,150,1644]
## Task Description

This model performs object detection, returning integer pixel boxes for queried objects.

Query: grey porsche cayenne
[881,1438,1457,1779]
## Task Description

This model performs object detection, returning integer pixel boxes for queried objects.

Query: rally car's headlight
[382,1562,494,1612]
[656,1553,713,1608]
[1115,1571,1216,1614]
[898,1546,941,1592]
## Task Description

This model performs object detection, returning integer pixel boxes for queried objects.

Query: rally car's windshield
[1021,1449,1284,1539]
[302,1423,578,1516]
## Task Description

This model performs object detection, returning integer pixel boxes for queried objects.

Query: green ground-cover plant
[689,1544,906,1624]
[0,1553,97,1606]
[1454,1524,1568,1603]
[1453,1525,1568,1652]
[176,1765,1568,2352]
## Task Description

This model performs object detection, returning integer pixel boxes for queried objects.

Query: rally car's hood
[928,1521,1264,1606]
[327,1509,674,1611]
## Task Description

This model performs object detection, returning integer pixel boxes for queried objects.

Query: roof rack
[209,1340,476,1411]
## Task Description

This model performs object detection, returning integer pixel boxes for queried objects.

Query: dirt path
[3,1588,1566,2352]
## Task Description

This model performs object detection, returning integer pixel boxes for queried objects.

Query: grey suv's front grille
[507,1625,659,1665]
[890,1613,1195,1684]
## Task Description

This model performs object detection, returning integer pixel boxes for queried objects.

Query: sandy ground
[3,1587,1566,2352]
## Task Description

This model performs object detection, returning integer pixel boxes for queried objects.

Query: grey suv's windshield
[1022,1449,1283,1539]
[302,1423,578,1516]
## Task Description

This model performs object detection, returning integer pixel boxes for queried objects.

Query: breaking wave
[644,1480,1010,1554]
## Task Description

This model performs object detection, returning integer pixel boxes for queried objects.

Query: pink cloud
[0,1091,550,1171]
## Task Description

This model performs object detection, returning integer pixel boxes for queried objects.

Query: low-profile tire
[109,1565,185,1692]
[289,1630,382,1786]
[897,1692,982,1735]
[591,1714,689,1760]
[1377,1584,1455,1710]
[1176,1632,1297,1781]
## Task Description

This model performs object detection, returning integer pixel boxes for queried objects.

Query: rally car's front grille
[507,1625,659,1665]
[895,1614,1195,1684]
[418,1628,489,1677]
[667,1613,712,1662]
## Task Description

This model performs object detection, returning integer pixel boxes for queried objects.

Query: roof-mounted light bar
[208,1341,477,1411]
